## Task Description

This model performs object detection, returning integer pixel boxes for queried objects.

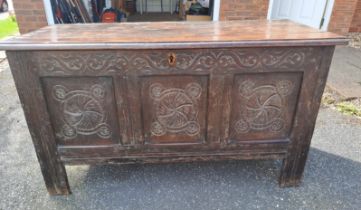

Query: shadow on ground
[49,148,359,210]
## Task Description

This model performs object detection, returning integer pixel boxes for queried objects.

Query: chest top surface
[0,20,347,50]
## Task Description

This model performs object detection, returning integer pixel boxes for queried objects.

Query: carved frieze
[32,53,129,74]
[30,48,316,74]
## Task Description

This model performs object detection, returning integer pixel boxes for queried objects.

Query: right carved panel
[229,72,302,142]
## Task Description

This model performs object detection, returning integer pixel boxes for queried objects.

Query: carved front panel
[42,77,120,145]
[228,73,302,142]
[29,47,319,76]
[141,76,208,144]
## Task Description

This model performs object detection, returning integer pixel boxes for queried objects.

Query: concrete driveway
[0,57,361,209]
[328,46,361,99]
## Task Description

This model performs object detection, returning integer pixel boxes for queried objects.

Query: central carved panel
[141,76,208,144]
[149,82,202,136]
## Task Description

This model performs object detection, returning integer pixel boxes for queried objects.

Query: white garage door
[270,0,329,29]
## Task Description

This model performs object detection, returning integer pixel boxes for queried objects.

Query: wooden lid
[0,20,348,50]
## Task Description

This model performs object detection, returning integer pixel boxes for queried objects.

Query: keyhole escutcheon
[168,53,176,67]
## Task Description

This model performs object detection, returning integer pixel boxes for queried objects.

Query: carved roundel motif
[52,84,112,139]
[276,80,294,96]
[235,80,294,134]
[149,83,202,136]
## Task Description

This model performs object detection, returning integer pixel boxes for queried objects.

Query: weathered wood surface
[1,20,346,195]
[279,47,336,187]
[7,52,71,195]
[0,20,347,50]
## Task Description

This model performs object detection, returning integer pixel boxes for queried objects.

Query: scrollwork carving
[33,48,314,74]
[130,48,308,73]
[35,53,129,74]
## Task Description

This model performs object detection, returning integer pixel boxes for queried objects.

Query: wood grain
[7,51,71,195]
[0,20,347,50]
[279,46,336,187]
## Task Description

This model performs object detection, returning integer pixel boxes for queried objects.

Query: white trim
[140,0,143,15]
[267,0,274,20]
[43,0,54,25]
[267,0,334,31]
[212,0,221,21]
[170,0,173,14]
[105,0,111,9]
[321,0,334,31]
[8,0,14,12]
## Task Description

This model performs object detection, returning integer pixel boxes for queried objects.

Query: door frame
[44,0,222,24]
[213,0,221,21]
[267,0,335,31]
[43,0,54,25]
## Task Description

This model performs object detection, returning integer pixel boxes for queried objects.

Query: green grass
[336,102,361,117]
[0,16,19,40]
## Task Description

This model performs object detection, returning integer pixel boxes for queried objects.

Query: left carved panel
[42,77,120,145]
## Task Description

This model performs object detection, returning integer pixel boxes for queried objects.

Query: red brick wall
[328,0,359,34]
[220,0,269,21]
[13,0,48,34]
[349,0,361,32]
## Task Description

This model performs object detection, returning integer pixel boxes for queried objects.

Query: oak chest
[0,20,347,195]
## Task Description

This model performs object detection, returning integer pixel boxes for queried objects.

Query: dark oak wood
[6,52,71,195]
[0,20,346,195]
[279,46,336,187]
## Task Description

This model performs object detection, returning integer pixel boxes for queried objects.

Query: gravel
[348,33,361,49]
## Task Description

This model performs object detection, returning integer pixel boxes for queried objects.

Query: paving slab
[0,59,361,209]
[0,51,6,60]
[328,46,361,99]
[0,12,9,20]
